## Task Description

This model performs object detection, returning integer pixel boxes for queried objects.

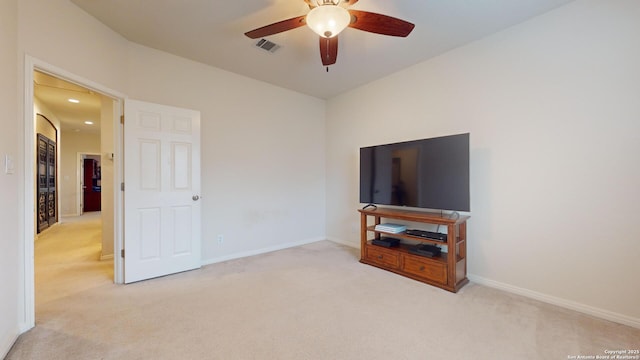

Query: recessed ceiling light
[68,98,80,103]
[84,121,94,125]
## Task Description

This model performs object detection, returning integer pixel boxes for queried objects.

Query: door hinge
[121,249,125,258]
[121,182,125,191]
[120,115,124,124]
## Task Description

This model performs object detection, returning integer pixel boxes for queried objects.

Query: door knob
[192,195,200,201]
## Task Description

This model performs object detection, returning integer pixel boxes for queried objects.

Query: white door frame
[21,55,126,332]
[77,152,101,216]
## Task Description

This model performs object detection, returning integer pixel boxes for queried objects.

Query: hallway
[35,212,113,310]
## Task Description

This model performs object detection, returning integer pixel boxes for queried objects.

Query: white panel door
[124,99,201,283]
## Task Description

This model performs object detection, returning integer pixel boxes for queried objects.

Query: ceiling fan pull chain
[326,66,329,72]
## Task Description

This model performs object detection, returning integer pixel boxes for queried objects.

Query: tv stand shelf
[359,207,470,293]
[366,226,454,246]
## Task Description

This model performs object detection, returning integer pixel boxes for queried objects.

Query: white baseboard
[326,236,359,249]
[100,253,114,261]
[18,320,32,334]
[1,330,19,360]
[468,274,640,329]
[201,237,325,267]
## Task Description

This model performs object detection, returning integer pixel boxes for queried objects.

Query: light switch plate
[5,154,14,174]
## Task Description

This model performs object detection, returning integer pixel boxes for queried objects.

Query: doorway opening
[79,153,102,215]
[33,70,113,316]
[22,56,125,332]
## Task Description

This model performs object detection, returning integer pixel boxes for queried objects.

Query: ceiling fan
[245,0,415,67]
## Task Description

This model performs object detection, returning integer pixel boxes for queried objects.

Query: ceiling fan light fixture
[306,5,351,38]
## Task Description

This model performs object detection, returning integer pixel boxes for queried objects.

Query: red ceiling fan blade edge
[319,37,338,66]
[244,15,307,39]
[348,10,415,37]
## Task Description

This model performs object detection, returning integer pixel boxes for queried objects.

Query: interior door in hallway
[123,99,201,283]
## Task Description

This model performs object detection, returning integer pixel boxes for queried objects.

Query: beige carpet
[7,215,639,359]
[32,212,113,307]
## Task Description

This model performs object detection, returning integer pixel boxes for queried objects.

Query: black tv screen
[360,133,470,212]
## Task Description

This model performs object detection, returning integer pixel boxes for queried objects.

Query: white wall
[17,0,129,93]
[126,43,327,261]
[326,0,640,324]
[34,105,59,140]
[7,2,634,358]
[18,0,326,266]
[6,2,326,353]
[0,0,20,357]
[14,0,129,339]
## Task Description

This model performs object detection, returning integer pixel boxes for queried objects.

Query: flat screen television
[359,133,470,212]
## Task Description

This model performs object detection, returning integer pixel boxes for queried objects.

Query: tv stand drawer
[402,254,447,284]
[365,245,400,269]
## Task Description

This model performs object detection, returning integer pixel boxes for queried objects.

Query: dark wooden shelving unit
[359,207,470,293]
[37,133,57,233]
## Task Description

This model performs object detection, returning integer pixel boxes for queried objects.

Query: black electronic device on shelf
[372,237,401,248]
[406,229,447,242]
[408,244,442,258]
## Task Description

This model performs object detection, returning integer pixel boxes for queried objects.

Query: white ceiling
[70,0,574,99]
[34,71,102,133]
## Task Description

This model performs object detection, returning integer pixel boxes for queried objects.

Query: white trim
[201,237,325,267]
[113,99,124,284]
[468,274,640,329]
[100,254,114,261]
[22,56,36,333]
[22,55,127,334]
[0,331,19,360]
[326,236,359,249]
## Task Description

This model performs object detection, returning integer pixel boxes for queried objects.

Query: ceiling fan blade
[244,15,307,39]
[348,10,415,37]
[303,0,316,9]
[319,36,338,66]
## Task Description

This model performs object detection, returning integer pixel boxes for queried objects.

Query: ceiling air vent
[255,39,281,53]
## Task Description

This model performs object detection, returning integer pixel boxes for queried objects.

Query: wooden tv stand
[359,207,469,293]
